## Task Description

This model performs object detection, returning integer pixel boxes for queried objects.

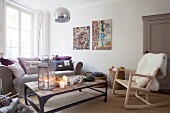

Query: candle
[63,75,68,86]
[59,81,65,88]
[49,76,56,87]
[38,78,43,88]
[69,77,74,85]
[44,81,48,89]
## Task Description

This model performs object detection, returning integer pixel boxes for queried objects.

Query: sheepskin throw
[134,53,167,91]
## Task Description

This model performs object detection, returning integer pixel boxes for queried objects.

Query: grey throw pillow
[25,61,41,75]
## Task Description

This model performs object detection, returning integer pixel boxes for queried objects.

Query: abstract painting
[73,26,90,50]
[92,19,112,50]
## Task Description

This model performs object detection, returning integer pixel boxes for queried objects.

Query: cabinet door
[143,13,170,91]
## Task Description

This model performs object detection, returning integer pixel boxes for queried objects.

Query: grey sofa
[0,61,83,97]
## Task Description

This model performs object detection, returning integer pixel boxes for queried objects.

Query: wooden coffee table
[24,80,107,113]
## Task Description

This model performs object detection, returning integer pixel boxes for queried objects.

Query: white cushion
[8,63,25,78]
[135,75,150,87]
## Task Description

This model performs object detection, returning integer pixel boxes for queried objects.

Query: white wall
[50,0,170,78]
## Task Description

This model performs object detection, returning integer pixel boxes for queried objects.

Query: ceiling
[8,0,126,11]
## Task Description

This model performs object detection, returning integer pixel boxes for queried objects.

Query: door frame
[142,13,170,54]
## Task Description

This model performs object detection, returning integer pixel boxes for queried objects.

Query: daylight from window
[6,6,33,58]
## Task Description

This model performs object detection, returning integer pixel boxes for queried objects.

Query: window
[6,5,34,58]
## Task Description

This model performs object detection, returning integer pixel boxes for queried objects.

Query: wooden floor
[152,89,170,95]
[20,88,170,113]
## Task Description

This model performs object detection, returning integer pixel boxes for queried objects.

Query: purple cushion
[0,57,16,66]
[17,57,40,73]
[56,56,72,60]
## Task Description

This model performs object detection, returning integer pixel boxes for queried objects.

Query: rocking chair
[112,53,170,109]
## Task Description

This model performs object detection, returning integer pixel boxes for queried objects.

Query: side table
[109,68,125,89]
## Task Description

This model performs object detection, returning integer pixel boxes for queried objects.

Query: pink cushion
[17,57,39,73]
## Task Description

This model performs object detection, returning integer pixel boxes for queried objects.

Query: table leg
[38,96,50,113]
[103,81,107,102]
[24,84,28,105]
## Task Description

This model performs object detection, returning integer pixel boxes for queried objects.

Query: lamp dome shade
[54,7,70,23]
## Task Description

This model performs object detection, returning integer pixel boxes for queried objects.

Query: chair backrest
[134,53,167,91]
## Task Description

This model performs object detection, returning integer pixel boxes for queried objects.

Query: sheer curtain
[34,10,51,58]
[0,0,5,94]
[0,0,5,56]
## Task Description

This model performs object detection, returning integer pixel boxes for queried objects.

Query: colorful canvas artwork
[73,26,90,50]
[92,19,112,50]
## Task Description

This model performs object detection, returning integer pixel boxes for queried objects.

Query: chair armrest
[0,65,16,95]
[73,61,83,75]
[124,68,153,78]
[132,73,154,79]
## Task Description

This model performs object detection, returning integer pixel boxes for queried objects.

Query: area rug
[19,88,170,113]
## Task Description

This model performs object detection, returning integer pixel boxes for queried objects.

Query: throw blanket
[0,98,31,113]
[0,95,12,108]
[134,53,167,91]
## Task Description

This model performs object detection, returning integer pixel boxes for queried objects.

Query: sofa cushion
[17,57,39,73]
[53,60,73,71]
[25,61,41,75]
[52,55,72,60]
[13,74,38,97]
[7,63,25,78]
[56,56,72,60]
[0,57,16,66]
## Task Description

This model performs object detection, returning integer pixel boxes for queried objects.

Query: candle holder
[38,60,56,90]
